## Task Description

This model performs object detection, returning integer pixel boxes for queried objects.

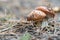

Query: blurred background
[0,0,60,18]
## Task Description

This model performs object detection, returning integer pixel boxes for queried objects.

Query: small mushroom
[27,10,46,21]
[27,6,55,22]
[35,6,55,18]
[52,7,60,13]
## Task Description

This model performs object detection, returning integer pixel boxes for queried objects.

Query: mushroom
[27,10,46,21]
[27,6,55,22]
[52,7,60,13]
[35,6,55,18]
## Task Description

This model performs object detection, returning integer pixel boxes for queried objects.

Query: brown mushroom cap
[35,6,55,18]
[27,10,46,21]
[27,6,55,21]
